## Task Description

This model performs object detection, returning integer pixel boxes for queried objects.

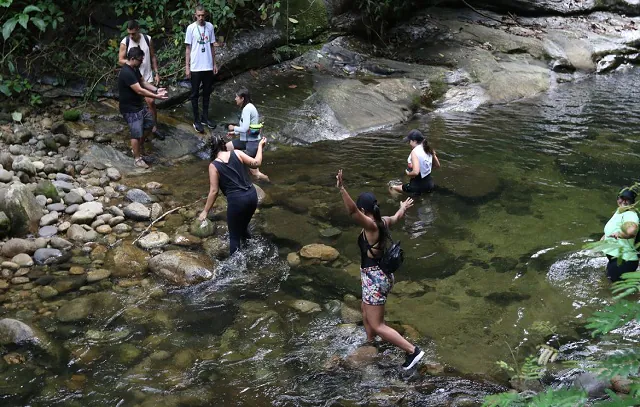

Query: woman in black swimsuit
[198,136,267,255]
[337,169,425,370]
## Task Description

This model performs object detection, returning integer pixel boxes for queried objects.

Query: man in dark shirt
[118,47,168,169]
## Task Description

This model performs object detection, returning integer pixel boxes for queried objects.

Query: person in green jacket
[601,186,639,282]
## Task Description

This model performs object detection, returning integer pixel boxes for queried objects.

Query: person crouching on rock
[600,185,640,282]
[118,46,168,169]
[199,136,267,255]
[225,88,270,182]
[390,129,440,196]
[336,169,425,370]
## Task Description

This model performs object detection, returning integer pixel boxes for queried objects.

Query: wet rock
[172,233,202,247]
[11,156,36,176]
[340,304,362,323]
[66,224,98,243]
[0,183,43,236]
[86,269,111,283]
[96,224,111,234]
[1,238,37,257]
[1,261,19,270]
[572,372,608,398]
[117,343,142,364]
[596,55,620,74]
[0,168,13,183]
[56,296,92,322]
[300,243,340,261]
[33,248,68,265]
[261,207,319,247]
[287,299,321,313]
[47,202,66,212]
[34,180,59,200]
[123,202,150,221]
[51,276,87,293]
[11,276,29,284]
[11,253,33,267]
[50,236,73,250]
[287,252,301,267]
[71,202,103,224]
[126,188,154,204]
[56,291,121,323]
[150,202,162,220]
[148,250,216,286]
[40,211,59,226]
[108,216,125,226]
[113,223,132,234]
[202,237,230,259]
[0,319,39,345]
[189,218,216,238]
[611,376,631,394]
[137,231,170,250]
[344,345,378,369]
[320,227,342,238]
[37,285,59,299]
[0,211,10,237]
[105,244,149,277]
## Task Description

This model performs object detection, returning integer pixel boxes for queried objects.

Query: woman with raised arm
[198,136,267,255]
[336,169,425,370]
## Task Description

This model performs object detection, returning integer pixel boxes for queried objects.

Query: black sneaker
[193,122,204,133]
[402,346,424,370]
[201,118,217,129]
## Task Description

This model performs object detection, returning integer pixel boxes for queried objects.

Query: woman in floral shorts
[336,169,425,370]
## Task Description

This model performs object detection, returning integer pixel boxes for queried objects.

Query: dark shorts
[232,139,260,158]
[402,173,434,195]
[606,255,639,282]
[122,107,154,140]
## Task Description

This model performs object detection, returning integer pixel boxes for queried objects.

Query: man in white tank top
[118,20,164,139]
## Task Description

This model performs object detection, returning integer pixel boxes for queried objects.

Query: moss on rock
[287,0,329,41]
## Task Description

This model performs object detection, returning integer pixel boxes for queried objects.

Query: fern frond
[537,345,559,365]
[482,392,525,407]
[590,350,640,380]
[518,356,544,380]
[611,271,640,300]
[528,388,587,407]
[593,389,640,406]
[586,300,640,337]
[531,321,557,336]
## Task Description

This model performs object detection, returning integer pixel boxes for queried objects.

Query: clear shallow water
[3,69,640,406]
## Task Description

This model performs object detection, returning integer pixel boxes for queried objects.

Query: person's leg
[190,71,202,124]
[226,196,243,255]
[125,110,149,169]
[144,96,158,133]
[239,189,258,243]
[200,70,214,125]
[361,300,375,342]
[363,304,414,353]
[140,107,155,161]
[245,141,270,182]
[607,258,638,282]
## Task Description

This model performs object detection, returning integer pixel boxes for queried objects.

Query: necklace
[196,23,206,52]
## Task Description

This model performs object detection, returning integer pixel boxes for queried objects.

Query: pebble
[65,204,79,214]
[38,226,58,238]
[1,262,19,271]
[11,253,33,267]
[40,211,59,226]
[69,266,85,275]
[11,277,29,284]
[113,223,131,234]
[106,167,121,181]
[87,269,111,282]
[46,203,66,212]
[37,286,59,299]
[96,225,112,234]
[0,280,9,289]
[58,221,71,232]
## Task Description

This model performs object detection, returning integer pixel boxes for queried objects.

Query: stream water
[3,69,640,406]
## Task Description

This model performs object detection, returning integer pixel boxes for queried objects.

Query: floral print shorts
[361,266,394,306]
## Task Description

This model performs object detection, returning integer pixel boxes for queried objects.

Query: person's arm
[336,170,377,231]
[198,163,220,221]
[184,26,191,79]
[236,138,266,168]
[129,81,167,99]
[406,151,420,177]
[211,24,218,75]
[384,198,414,227]
[148,37,160,85]
[432,150,441,169]
[233,105,251,134]
[118,42,127,66]
[610,221,639,239]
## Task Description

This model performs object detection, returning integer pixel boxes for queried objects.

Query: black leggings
[190,70,214,122]
[606,255,639,282]
[227,188,258,255]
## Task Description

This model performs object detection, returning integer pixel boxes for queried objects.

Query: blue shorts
[122,107,154,140]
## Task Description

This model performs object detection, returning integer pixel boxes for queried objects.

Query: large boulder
[148,250,216,286]
[105,243,150,277]
[0,183,43,236]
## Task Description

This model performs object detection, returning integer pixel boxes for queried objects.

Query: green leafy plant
[63,109,81,121]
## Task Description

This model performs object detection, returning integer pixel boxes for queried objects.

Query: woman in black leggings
[198,136,267,254]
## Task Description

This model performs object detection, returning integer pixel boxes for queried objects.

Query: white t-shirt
[184,21,215,72]
[120,35,153,82]
[407,145,433,178]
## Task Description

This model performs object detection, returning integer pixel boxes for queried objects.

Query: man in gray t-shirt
[185,4,219,133]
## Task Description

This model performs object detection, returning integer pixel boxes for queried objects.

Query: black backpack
[126,33,150,51]
[377,228,404,274]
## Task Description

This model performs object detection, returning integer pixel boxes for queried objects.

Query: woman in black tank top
[198,136,267,255]
[337,170,425,370]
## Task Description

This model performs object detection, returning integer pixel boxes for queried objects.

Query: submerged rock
[300,243,340,261]
[287,299,321,313]
[137,231,170,250]
[148,250,216,286]
[105,243,150,277]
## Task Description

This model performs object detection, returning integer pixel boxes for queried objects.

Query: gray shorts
[232,139,260,158]
[122,107,154,140]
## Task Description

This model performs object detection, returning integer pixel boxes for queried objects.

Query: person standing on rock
[185,4,218,133]
[336,169,425,370]
[118,47,168,169]
[225,88,270,182]
[390,129,440,196]
[118,20,164,140]
[199,136,267,255]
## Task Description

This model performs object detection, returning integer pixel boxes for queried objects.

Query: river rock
[0,183,43,236]
[105,243,149,277]
[11,253,33,267]
[572,372,609,398]
[58,221,70,232]
[11,156,36,176]
[37,285,59,299]
[123,202,150,221]
[126,188,154,204]
[33,248,68,265]
[172,233,202,247]
[340,304,362,324]
[11,276,29,284]
[320,227,342,238]
[0,319,38,345]
[150,203,162,220]
[65,204,79,215]
[109,206,124,217]
[96,224,112,234]
[34,180,59,200]
[56,296,92,322]
[287,299,321,313]
[189,218,216,238]
[344,345,378,369]
[137,231,170,250]
[611,376,632,394]
[1,238,37,257]
[86,269,111,283]
[51,275,86,293]
[113,223,132,234]
[50,236,73,250]
[71,202,103,224]
[106,167,121,181]
[0,152,13,170]
[78,129,94,139]
[202,237,229,259]
[300,244,340,261]
[108,216,125,226]
[67,224,98,243]
[46,202,66,212]
[148,250,216,286]
[40,211,59,226]
[0,168,13,183]
[287,252,301,267]
[0,211,10,237]
[35,195,47,207]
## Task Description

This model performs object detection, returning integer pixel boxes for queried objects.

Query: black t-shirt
[118,64,144,113]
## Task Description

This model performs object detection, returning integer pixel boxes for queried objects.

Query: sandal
[134,158,150,169]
